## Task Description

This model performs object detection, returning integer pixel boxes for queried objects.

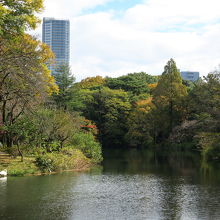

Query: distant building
[42,17,70,74]
[180,71,199,82]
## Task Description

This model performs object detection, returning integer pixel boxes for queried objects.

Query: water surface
[0,148,220,220]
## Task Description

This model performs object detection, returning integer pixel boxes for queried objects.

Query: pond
[0,148,220,220]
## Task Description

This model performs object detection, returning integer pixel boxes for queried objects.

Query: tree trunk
[17,142,23,162]
[169,100,173,133]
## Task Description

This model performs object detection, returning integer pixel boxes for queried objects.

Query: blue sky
[40,0,220,81]
[84,0,143,14]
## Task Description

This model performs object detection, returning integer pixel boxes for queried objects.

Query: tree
[153,59,187,138]
[125,97,155,147]
[53,63,75,110]
[0,34,58,146]
[68,87,95,113]
[78,76,105,89]
[0,0,43,37]
[106,72,158,98]
[86,87,131,146]
[67,76,105,113]
[6,108,83,152]
[188,71,220,131]
[30,109,82,151]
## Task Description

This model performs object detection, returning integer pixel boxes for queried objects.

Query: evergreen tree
[153,59,187,136]
[53,63,75,110]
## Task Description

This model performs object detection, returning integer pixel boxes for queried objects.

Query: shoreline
[0,162,95,177]
[23,166,93,177]
[0,151,98,177]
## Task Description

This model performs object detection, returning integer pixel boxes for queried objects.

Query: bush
[6,158,39,176]
[70,132,103,163]
[203,143,220,161]
[35,155,54,172]
[196,132,220,161]
[35,149,91,172]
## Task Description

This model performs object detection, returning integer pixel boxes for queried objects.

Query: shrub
[35,149,91,172]
[204,145,220,161]
[70,132,103,163]
[35,155,54,172]
[196,132,220,161]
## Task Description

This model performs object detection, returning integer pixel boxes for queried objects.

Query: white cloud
[35,0,220,81]
[42,0,112,17]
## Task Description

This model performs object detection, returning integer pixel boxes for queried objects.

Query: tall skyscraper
[42,17,70,74]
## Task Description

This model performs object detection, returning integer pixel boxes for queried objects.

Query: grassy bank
[0,148,93,177]
[0,156,39,176]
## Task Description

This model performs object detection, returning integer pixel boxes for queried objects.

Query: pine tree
[53,63,75,110]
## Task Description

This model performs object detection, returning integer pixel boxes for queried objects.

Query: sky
[35,0,220,81]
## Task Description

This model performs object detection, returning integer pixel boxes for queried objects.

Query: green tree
[106,72,158,100]
[53,63,75,109]
[153,59,187,138]
[189,71,220,131]
[67,76,105,113]
[68,88,95,113]
[0,0,43,37]
[7,108,83,151]
[30,109,82,151]
[87,87,131,146]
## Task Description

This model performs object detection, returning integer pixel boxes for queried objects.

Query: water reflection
[0,176,7,218]
[0,148,220,220]
[0,177,7,183]
[102,148,220,181]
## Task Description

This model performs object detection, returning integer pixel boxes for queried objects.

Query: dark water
[1,148,220,220]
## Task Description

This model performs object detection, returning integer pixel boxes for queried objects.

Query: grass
[0,148,93,176]
[0,156,40,176]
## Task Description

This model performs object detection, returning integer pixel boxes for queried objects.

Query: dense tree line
[52,59,220,162]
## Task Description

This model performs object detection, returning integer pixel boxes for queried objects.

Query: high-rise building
[180,71,200,82]
[42,17,70,74]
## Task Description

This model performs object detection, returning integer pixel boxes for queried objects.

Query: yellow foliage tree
[78,76,106,89]
[0,0,44,36]
[0,34,58,146]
